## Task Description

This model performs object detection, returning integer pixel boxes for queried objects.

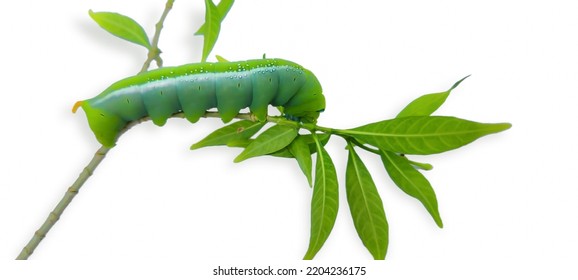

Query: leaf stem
[348,138,381,155]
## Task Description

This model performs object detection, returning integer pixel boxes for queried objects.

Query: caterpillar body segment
[74,58,325,147]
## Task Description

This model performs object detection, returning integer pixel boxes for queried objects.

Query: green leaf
[234,125,298,162]
[345,143,389,260]
[288,136,313,186]
[225,138,252,148]
[269,133,331,158]
[407,159,433,171]
[88,10,151,49]
[190,120,265,150]
[200,0,222,62]
[380,150,443,227]
[396,75,470,118]
[344,116,511,155]
[215,54,230,62]
[227,133,331,158]
[195,0,234,35]
[304,136,339,260]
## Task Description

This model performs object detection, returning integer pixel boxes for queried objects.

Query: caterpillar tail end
[72,101,84,113]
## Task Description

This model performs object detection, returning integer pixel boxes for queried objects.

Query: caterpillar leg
[176,77,216,123]
[216,73,253,123]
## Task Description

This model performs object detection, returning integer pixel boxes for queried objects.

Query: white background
[1,0,577,279]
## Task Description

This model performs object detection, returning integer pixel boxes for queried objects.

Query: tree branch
[16,0,176,260]
[140,0,174,73]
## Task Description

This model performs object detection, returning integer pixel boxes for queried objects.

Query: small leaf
[344,116,511,155]
[195,0,235,35]
[200,0,222,62]
[396,75,470,118]
[380,150,443,227]
[345,143,389,259]
[270,133,331,158]
[234,125,298,162]
[190,120,265,150]
[304,136,339,260]
[227,133,331,158]
[89,10,151,49]
[215,54,230,62]
[406,158,433,171]
[288,136,313,186]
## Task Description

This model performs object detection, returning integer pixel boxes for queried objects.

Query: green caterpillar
[73,58,325,147]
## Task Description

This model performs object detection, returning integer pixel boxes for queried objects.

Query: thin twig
[14,108,271,259]
[16,0,176,260]
[16,146,110,259]
[140,0,175,73]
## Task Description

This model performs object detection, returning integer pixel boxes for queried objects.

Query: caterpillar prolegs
[73,58,325,147]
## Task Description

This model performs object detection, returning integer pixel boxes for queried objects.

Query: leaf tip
[407,159,434,171]
[215,54,229,62]
[303,251,315,260]
[496,122,513,132]
[233,155,245,163]
[435,218,444,228]
[421,163,434,171]
[449,74,472,91]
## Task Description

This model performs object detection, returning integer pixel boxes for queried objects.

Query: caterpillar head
[283,71,325,123]
[73,101,124,147]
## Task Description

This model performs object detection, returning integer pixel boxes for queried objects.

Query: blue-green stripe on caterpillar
[73,58,325,147]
